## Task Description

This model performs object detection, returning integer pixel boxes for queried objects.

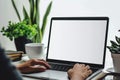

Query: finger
[37,59,46,61]
[88,70,92,74]
[84,70,92,78]
[37,59,51,68]
[32,59,46,63]
[73,63,79,68]
[80,64,85,67]
[32,60,51,68]
[67,69,73,78]
[35,59,50,65]
[85,65,90,69]
[30,66,47,72]
[67,68,73,74]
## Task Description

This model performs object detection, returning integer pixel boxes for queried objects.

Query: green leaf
[115,36,120,44]
[41,1,52,37]
[8,0,52,43]
[34,0,40,25]
[107,46,113,53]
[1,20,37,41]
[29,0,34,24]
[34,0,41,43]
[107,46,118,53]
[23,6,31,24]
[11,0,21,21]
[110,40,118,48]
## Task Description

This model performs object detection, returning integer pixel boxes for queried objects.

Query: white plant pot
[111,53,120,73]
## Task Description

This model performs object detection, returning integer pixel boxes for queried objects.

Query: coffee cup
[25,43,45,59]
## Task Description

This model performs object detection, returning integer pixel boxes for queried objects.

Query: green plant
[1,20,38,41]
[107,36,120,53]
[11,0,52,43]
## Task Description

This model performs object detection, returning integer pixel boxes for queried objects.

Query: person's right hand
[68,64,92,80]
[16,59,51,73]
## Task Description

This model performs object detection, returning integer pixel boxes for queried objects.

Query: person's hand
[68,64,92,80]
[16,59,51,73]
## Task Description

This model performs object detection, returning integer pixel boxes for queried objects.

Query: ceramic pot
[111,53,120,73]
[14,36,32,53]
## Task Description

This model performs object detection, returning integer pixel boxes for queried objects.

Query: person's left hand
[16,59,51,73]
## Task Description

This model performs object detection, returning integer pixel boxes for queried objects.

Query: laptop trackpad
[23,70,68,80]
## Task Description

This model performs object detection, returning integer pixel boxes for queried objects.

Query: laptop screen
[47,17,109,66]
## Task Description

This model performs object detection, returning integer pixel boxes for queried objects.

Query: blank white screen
[48,20,107,65]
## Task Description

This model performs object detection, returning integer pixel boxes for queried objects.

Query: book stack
[5,51,24,61]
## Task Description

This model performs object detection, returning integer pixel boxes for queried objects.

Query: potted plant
[107,33,120,73]
[1,20,38,53]
[11,0,52,43]
[1,0,52,54]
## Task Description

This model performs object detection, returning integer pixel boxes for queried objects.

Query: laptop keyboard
[49,62,100,74]
[91,68,99,73]
[49,63,73,71]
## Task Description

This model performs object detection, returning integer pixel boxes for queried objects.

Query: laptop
[22,17,109,80]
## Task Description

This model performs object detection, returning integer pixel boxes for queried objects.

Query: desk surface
[13,53,114,80]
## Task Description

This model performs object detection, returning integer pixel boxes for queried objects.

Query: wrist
[70,75,85,80]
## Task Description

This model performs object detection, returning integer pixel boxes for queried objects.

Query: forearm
[0,47,23,80]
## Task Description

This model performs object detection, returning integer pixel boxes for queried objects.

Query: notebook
[23,17,109,80]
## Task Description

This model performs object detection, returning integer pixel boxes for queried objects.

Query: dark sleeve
[0,47,23,80]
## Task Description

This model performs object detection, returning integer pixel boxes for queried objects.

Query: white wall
[0,0,17,50]
[0,0,120,68]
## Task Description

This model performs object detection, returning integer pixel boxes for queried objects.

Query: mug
[25,43,44,59]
